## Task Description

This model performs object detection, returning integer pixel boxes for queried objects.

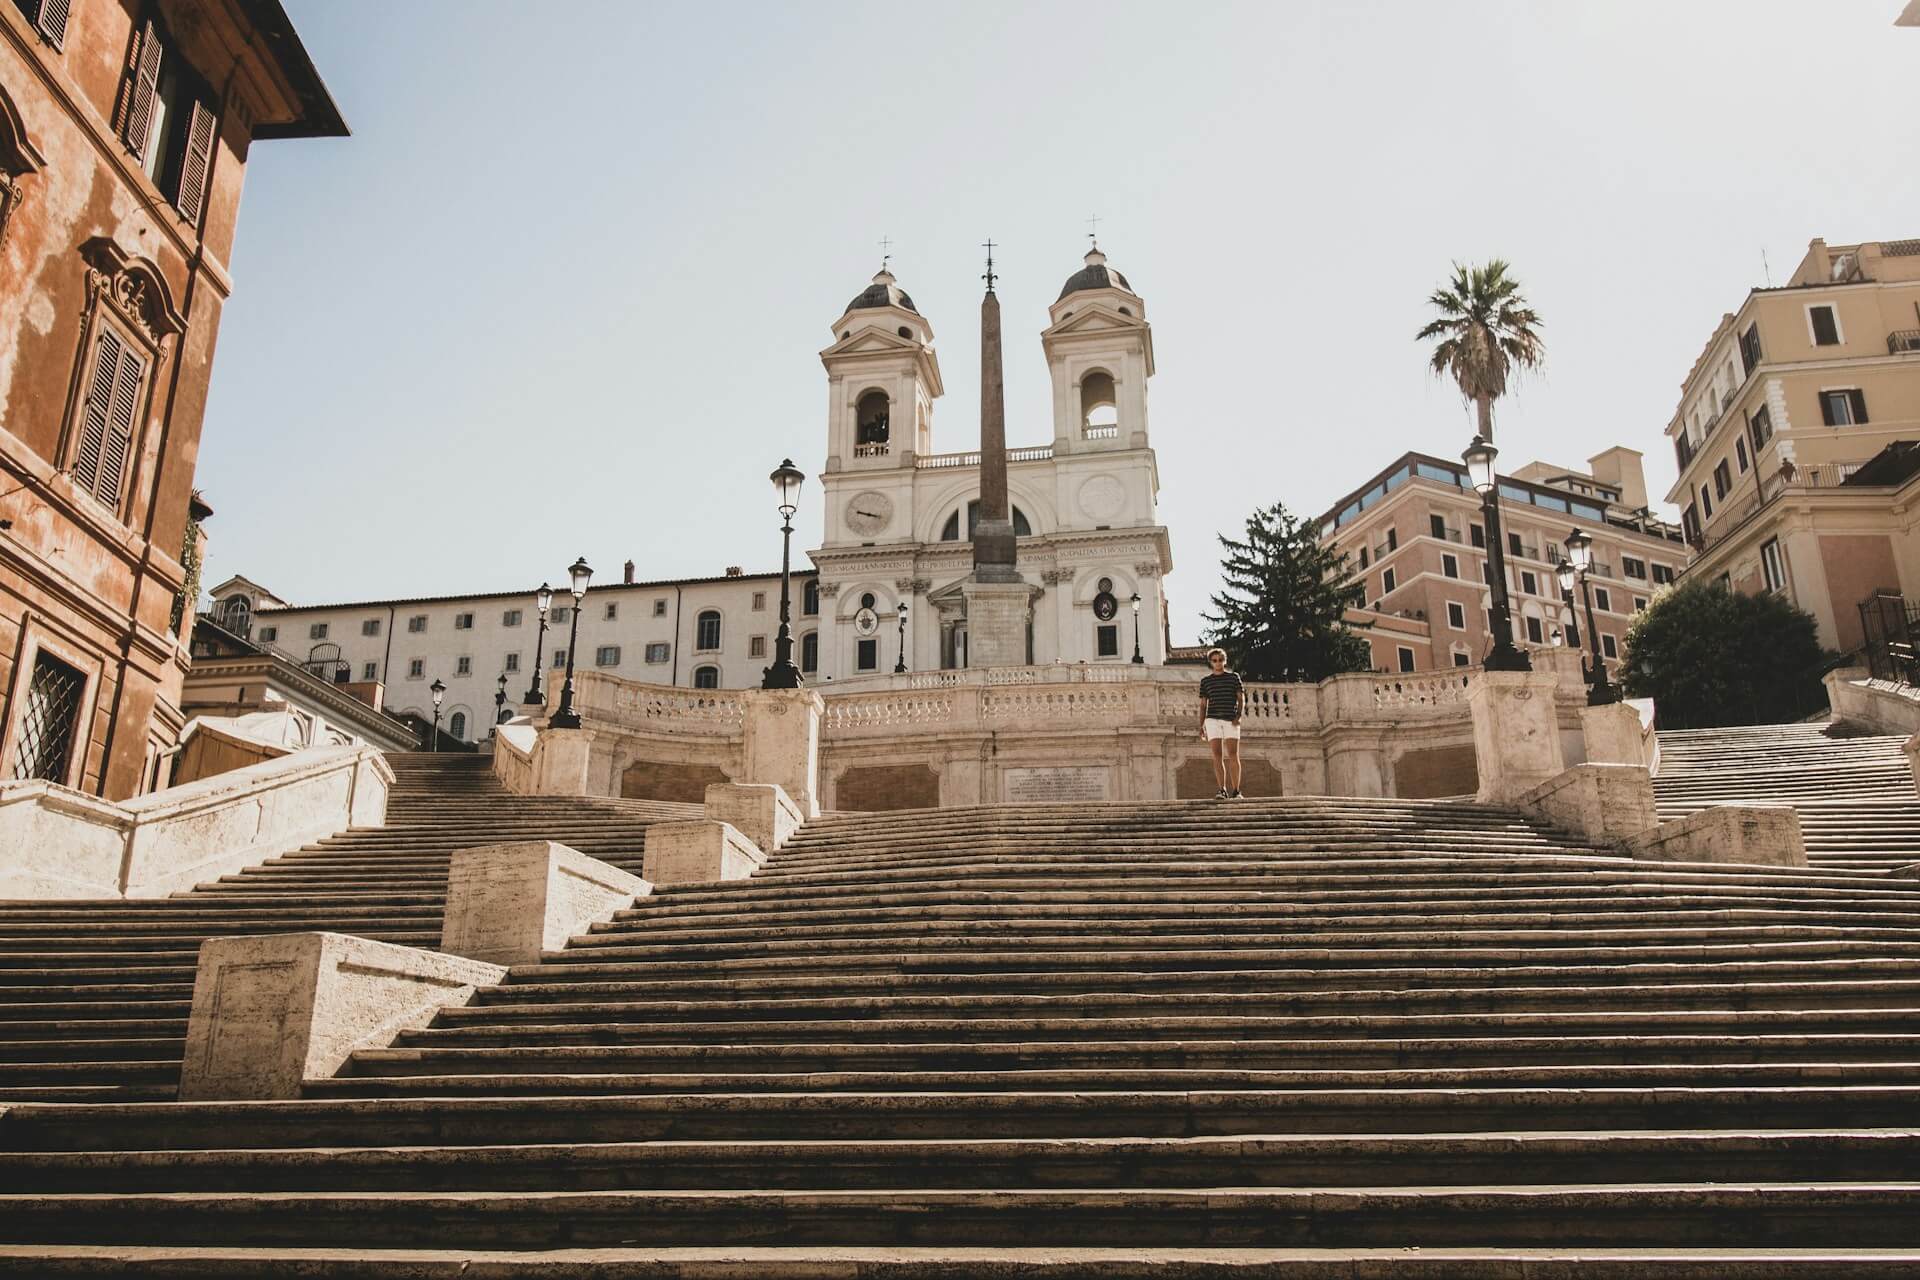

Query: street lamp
[523,582,553,705]
[549,557,592,729]
[428,678,446,752]
[1462,435,1531,672]
[1130,592,1145,664]
[493,673,508,737]
[894,601,909,673]
[762,458,805,690]
[1561,526,1620,705]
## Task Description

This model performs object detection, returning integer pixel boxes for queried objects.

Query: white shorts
[1203,718,1241,742]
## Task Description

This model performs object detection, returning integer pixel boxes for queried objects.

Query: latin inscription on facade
[1003,766,1111,804]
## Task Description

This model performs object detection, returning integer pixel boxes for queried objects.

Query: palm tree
[1417,261,1545,442]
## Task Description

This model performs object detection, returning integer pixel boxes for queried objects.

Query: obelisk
[963,240,1035,668]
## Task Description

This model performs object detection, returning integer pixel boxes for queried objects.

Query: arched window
[802,579,820,616]
[448,711,467,740]
[693,665,720,689]
[216,594,251,635]
[696,610,721,650]
[940,501,1033,541]
[1080,370,1118,435]
[801,631,818,672]
[854,389,890,445]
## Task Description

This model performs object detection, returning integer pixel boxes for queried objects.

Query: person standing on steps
[1199,647,1246,799]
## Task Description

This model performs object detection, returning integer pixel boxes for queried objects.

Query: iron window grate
[12,651,86,782]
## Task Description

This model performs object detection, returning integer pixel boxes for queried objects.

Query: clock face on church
[844,491,894,537]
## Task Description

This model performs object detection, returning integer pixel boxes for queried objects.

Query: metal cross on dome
[1087,214,1101,249]
[878,235,892,270]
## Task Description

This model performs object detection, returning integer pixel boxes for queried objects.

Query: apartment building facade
[205,567,826,745]
[1666,237,1920,651]
[1318,447,1686,674]
[0,0,343,798]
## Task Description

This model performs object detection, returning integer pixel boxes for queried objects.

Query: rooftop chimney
[725,566,743,577]
[623,559,635,585]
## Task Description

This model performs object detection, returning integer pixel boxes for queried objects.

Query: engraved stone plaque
[1003,766,1111,804]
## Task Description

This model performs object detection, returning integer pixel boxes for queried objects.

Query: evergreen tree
[1203,502,1373,682]
[1620,580,1831,728]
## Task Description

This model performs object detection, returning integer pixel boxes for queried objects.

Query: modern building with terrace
[1666,236,1920,652]
[1318,447,1685,673]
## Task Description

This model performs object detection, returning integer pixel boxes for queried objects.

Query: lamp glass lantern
[566,557,592,600]
[770,458,805,517]
[429,679,446,708]
[536,582,554,616]
[1462,436,1498,495]
[1564,527,1595,573]
[1555,559,1578,596]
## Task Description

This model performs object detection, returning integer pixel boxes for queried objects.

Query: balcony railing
[1889,330,1920,355]
[1082,424,1119,440]
[853,442,890,458]
[914,445,1055,470]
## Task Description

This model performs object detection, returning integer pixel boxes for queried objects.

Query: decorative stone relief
[1133,562,1161,578]
[1041,569,1074,585]
[1076,474,1126,523]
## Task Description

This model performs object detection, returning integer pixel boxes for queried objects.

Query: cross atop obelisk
[971,239,1017,583]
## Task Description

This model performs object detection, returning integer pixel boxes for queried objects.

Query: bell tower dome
[1041,245,1154,453]
[819,265,943,473]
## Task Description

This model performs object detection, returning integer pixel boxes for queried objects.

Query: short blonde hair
[1206,647,1227,662]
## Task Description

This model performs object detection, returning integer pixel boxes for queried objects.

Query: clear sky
[198,0,1919,641]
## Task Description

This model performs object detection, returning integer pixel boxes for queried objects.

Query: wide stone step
[4,1183,1919,1248]
[8,1129,1915,1193]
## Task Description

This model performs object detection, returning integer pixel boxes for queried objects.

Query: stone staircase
[2,792,1918,1272]
[1655,722,1919,873]
[0,753,698,1103]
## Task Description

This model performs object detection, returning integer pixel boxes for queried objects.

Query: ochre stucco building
[0,0,342,798]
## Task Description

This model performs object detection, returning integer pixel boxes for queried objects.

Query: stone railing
[565,672,747,736]
[1826,668,1920,736]
[0,744,391,900]
[492,722,536,794]
[914,445,1056,470]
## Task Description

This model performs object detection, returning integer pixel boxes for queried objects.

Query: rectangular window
[604,603,617,621]
[1713,459,1732,499]
[595,645,620,666]
[455,656,471,676]
[552,648,566,668]
[408,615,427,633]
[552,607,570,625]
[15,0,71,47]
[1681,505,1700,543]
[1429,514,1447,539]
[1820,389,1869,426]
[1622,557,1646,580]
[454,613,474,631]
[1633,596,1649,612]
[361,618,381,636]
[653,599,668,617]
[801,632,818,672]
[1381,568,1395,594]
[306,623,327,640]
[1442,553,1459,579]
[1451,651,1470,668]
[504,652,520,672]
[1097,625,1120,657]
[751,592,767,611]
[693,666,719,689]
[119,16,219,219]
[1524,616,1544,645]
[1446,601,1466,629]
[1565,618,1579,648]
[258,626,277,642]
[1652,564,1675,585]
[1521,571,1537,596]
[9,648,86,782]
[1735,437,1749,473]
[749,635,767,658]
[856,638,877,671]
[1469,524,1485,549]
[1749,405,1773,452]
[645,642,671,663]
[502,609,521,627]
[1358,547,1369,569]
[1594,587,1612,612]
[1508,532,1522,557]
[1809,304,1840,346]
[1761,538,1786,592]
[361,662,377,680]
[1700,484,1713,519]
[1601,633,1618,660]
[407,658,424,678]
[1385,528,1398,551]
[1397,647,1416,673]
[1739,322,1762,375]
[696,613,721,650]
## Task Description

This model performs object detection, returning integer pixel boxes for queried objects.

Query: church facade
[810,247,1175,681]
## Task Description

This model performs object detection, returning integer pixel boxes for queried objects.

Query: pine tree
[1202,502,1373,682]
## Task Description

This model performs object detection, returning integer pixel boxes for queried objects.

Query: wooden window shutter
[97,342,146,507]
[1820,393,1839,427]
[72,328,124,495]
[1849,390,1869,424]
[33,0,72,48]
[174,100,217,225]
[121,19,163,161]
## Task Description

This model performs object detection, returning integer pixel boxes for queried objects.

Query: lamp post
[428,678,446,751]
[762,458,805,690]
[523,582,553,705]
[1129,592,1145,664]
[549,557,592,729]
[493,673,508,737]
[894,601,909,673]
[1462,436,1531,672]
[1560,526,1620,705]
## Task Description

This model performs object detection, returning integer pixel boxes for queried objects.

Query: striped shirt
[1199,671,1243,720]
